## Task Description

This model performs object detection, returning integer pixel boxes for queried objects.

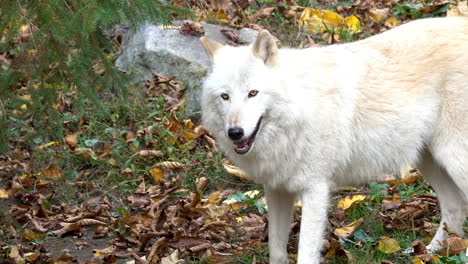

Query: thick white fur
[201,17,468,264]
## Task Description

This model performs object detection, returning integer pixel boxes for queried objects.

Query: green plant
[227,191,266,214]
[0,0,189,153]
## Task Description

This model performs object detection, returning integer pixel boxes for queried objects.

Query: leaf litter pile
[1,0,468,263]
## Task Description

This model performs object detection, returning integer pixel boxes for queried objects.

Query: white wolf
[200,17,468,264]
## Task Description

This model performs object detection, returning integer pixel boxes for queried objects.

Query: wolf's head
[200,30,280,156]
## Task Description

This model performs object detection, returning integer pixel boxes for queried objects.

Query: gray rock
[116,21,260,117]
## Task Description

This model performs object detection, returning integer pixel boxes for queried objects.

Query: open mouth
[233,117,263,155]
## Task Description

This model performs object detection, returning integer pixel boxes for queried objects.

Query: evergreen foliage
[0,0,189,153]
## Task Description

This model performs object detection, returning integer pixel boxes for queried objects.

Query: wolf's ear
[200,37,223,62]
[253,30,278,67]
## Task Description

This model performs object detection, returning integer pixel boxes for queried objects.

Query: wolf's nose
[228,127,244,141]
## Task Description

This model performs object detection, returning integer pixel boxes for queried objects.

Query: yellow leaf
[321,10,344,24]
[183,131,199,141]
[334,218,363,239]
[236,216,243,222]
[337,195,366,211]
[23,229,46,241]
[208,10,229,20]
[378,236,401,254]
[337,186,358,191]
[385,17,400,28]
[0,189,9,199]
[38,141,60,149]
[299,8,344,33]
[208,190,222,204]
[412,258,424,264]
[345,15,361,32]
[149,167,164,182]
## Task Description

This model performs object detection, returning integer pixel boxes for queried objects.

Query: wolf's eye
[248,90,258,98]
[221,93,230,100]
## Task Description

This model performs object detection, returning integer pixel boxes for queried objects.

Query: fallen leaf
[0,188,10,198]
[384,17,399,28]
[74,147,97,160]
[368,8,389,23]
[337,195,366,211]
[38,141,60,149]
[149,167,164,182]
[223,162,248,181]
[334,218,363,239]
[381,195,402,211]
[196,177,208,193]
[64,132,79,149]
[378,236,401,254]
[43,163,62,179]
[97,145,113,158]
[345,15,361,32]
[131,150,163,158]
[154,161,184,170]
[161,249,183,264]
[299,8,344,33]
[438,237,468,256]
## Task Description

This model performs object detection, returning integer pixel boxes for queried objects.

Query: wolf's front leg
[297,181,330,264]
[265,185,296,264]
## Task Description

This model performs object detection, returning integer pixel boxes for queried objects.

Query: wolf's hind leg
[419,151,467,252]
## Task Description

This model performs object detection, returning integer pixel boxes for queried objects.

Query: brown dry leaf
[179,22,205,36]
[77,219,107,226]
[154,161,184,170]
[97,145,113,158]
[74,147,97,160]
[121,168,134,177]
[43,163,62,179]
[337,195,366,211]
[249,7,275,22]
[196,177,208,193]
[161,249,183,264]
[378,236,401,254]
[223,162,248,181]
[447,1,468,17]
[0,188,10,198]
[368,8,389,23]
[9,245,23,263]
[64,132,79,149]
[125,129,137,143]
[204,204,231,218]
[381,195,402,211]
[131,150,164,158]
[334,218,363,239]
[438,237,468,256]
[149,167,164,182]
[52,223,81,237]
